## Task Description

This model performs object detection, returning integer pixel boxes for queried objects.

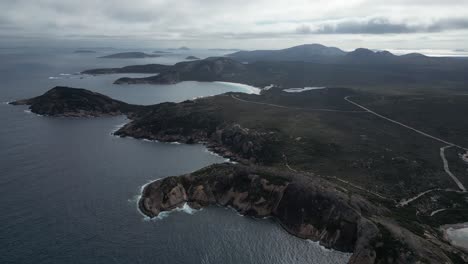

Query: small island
[185,56,200,60]
[99,52,160,59]
[74,50,96,53]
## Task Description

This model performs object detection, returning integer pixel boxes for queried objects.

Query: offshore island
[11,44,468,263]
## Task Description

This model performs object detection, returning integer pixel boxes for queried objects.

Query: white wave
[203,148,234,163]
[170,142,181,145]
[144,203,201,221]
[214,81,261,95]
[306,239,353,256]
[2,101,10,105]
[142,138,159,143]
[49,73,86,80]
[263,84,275,90]
[110,121,128,135]
[23,109,31,114]
[283,87,326,93]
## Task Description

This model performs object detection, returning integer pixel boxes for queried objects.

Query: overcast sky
[1,0,468,51]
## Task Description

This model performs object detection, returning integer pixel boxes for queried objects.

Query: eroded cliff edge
[140,164,454,264]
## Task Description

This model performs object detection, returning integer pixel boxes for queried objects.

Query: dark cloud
[305,17,468,34]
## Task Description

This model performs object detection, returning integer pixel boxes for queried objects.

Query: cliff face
[10,86,141,117]
[139,164,455,264]
[140,164,376,253]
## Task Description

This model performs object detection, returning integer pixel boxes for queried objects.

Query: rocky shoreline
[442,223,468,253]
[138,164,454,264]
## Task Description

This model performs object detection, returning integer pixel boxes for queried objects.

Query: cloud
[295,25,312,34]
[0,0,468,49]
[297,17,468,35]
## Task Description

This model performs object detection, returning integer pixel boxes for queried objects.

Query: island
[74,50,96,53]
[98,52,160,59]
[185,56,200,60]
[10,84,468,263]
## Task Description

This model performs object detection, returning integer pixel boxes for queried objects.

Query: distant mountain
[108,55,468,90]
[399,53,427,59]
[185,56,200,60]
[228,44,346,62]
[228,44,447,65]
[99,52,160,59]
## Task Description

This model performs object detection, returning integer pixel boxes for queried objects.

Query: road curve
[440,146,466,191]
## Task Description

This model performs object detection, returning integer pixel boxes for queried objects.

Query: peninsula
[11,83,468,263]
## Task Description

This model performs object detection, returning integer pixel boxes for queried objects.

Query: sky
[1,0,468,52]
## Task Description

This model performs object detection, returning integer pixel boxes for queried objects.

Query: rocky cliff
[140,163,454,264]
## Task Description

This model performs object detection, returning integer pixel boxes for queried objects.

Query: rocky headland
[139,163,455,264]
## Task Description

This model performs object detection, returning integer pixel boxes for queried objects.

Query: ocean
[0,47,350,264]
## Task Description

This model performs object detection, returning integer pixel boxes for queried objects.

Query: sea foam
[214,81,261,95]
[283,87,326,93]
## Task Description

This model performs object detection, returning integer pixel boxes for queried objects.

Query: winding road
[231,93,468,199]
[345,96,467,193]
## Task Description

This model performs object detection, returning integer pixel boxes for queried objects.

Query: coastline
[442,222,468,252]
[213,81,261,95]
[137,177,352,257]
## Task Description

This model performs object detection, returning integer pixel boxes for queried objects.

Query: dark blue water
[0,47,350,264]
